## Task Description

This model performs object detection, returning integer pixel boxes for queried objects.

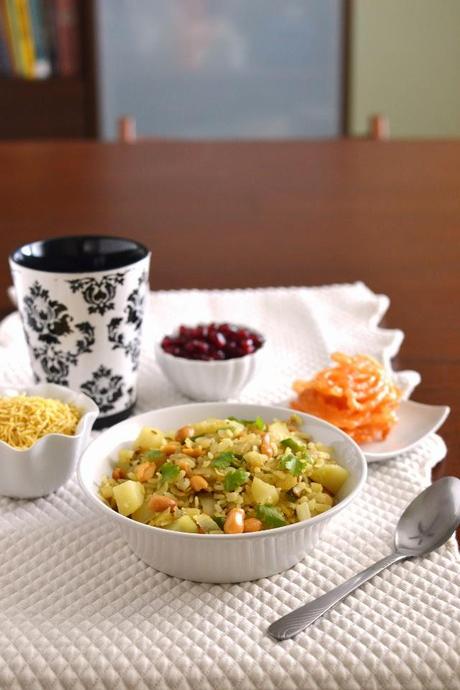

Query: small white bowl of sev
[0,383,99,499]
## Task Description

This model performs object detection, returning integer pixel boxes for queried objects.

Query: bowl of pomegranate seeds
[155,323,265,400]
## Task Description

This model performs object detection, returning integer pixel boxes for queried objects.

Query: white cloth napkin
[0,282,458,690]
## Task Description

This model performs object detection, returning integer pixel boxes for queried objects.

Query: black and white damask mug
[9,236,150,428]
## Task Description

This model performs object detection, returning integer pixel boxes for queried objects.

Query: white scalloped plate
[277,396,449,464]
[361,399,450,462]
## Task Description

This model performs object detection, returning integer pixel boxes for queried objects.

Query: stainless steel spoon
[268,476,460,641]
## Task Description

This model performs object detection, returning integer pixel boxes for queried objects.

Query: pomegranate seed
[196,325,209,338]
[241,341,255,355]
[209,331,226,348]
[161,323,264,360]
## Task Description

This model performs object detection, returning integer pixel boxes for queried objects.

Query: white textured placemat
[0,282,458,690]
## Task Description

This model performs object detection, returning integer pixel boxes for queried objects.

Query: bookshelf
[0,0,97,140]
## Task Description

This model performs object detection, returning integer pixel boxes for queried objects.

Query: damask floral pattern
[23,282,73,344]
[107,318,141,369]
[32,346,71,386]
[125,274,146,330]
[30,321,96,386]
[106,273,147,370]
[20,281,96,385]
[67,273,125,316]
[81,365,126,413]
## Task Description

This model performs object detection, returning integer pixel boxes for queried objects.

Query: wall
[349,0,460,138]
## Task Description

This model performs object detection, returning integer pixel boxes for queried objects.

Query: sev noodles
[0,395,81,449]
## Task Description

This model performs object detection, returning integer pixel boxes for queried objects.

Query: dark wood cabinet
[0,0,97,140]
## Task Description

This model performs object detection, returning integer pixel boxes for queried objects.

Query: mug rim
[10,235,150,274]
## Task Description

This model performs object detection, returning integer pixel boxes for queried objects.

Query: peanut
[175,426,195,443]
[224,508,245,534]
[163,442,181,456]
[149,495,176,512]
[136,462,156,482]
[190,475,208,492]
[243,517,263,533]
[182,446,203,458]
[260,432,273,457]
[178,460,193,477]
[112,467,125,480]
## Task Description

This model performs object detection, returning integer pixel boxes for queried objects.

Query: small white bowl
[78,402,367,583]
[0,383,99,499]
[155,341,264,401]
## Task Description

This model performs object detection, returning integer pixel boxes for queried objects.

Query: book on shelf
[54,0,80,77]
[0,0,80,79]
[29,0,51,77]
[4,0,25,75]
[0,3,12,75]
[17,0,36,77]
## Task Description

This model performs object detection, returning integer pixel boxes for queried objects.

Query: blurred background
[1,0,460,142]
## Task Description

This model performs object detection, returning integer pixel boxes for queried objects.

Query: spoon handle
[268,552,406,640]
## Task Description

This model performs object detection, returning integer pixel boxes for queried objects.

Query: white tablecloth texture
[0,282,458,690]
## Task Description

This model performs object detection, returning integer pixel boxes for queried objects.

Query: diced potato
[113,480,145,516]
[135,427,165,451]
[118,448,134,464]
[276,474,298,491]
[166,515,199,533]
[311,503,331,515]
[310,464,349,494]
[100,485,113,500]
[315,492,333,506]
[296,502,311,522]
[192,418,232,435]
[267,421,290,443]
[310,482,323,493]
[251,476,279,505]
[194,514,222,533]
[244,451,267,469]
[131,498,156,523]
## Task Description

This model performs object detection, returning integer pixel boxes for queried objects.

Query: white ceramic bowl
[78,402,367,583]
[0,383,99,499]
[155,342,264,401]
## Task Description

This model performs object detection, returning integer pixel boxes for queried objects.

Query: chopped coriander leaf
[280,437,304,453]
[279,453,307,476]
[159,462,180,482]
[228,415,265,428]
[146,449,164,459]
[256,504,287,529]
[211,452,239,469]
[212,516,225,529]
[223,468,249,492]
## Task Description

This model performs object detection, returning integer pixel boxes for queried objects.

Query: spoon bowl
[395,476,460,555]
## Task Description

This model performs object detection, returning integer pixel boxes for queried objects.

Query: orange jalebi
[291,353,401,444]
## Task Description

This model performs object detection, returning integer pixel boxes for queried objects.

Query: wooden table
[0,140,459,514]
